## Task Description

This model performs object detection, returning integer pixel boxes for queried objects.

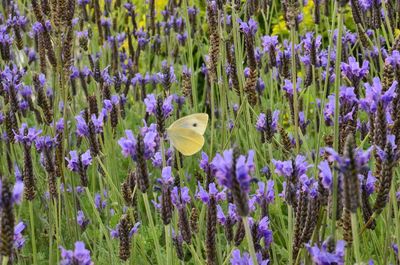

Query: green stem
[351,213,361,263]
[188,244,203,265]
[84,188,114,264]
[160,136,173,264]
[165,224,172,265]
[29,201,38,265]
[288,206,294,264]
[290,26,299,153]
[243,216,258,265]
[142,193,163,265]
[1,256,9,265]
[331,7,344,239]
[390,171,400,262]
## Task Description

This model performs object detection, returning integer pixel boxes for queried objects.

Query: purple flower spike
[65,150,92,173]
[318,160,333,191]
[14,222,26,250]
[386,50,400,67]
[196,182,226,204]
[12,181,24,205]
[77,210,90,230]
[237,18,258,36]
[35,135,56,152]
[14,123,42,146]
[199,152,211,173]
[341,57,369,86]
[255,110,280,135]
[282,78,302,95]
[365,171,376,196]
[75,115,89,137]
[161,166,174,185]
[171,186,191,208]
[60,241,94,265]
[306,239,346,265]
[118,130,137,159]
[144,94,157,114]
[118,128,158,161]
[255,180,275,204]
[360,77,397,113]
[211,149,255,192]
[272,155,311,179]
[81,150,92,167]
[144,93,174,118]
[230,249,269,265]
[261,35,279,51]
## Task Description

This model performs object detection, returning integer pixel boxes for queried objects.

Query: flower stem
[390,172,400,262]
[29,201,38,265]
[290,25,299,154]
[165,224,172,265]
[331,6,344,240]
[351,213,361,263]
[243,216,258,265]
[160,136,173,264]
[1,256,9,265]
[142,192,163,265]
[288,206,294,265]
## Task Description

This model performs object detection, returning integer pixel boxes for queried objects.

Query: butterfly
[166,113,209,156]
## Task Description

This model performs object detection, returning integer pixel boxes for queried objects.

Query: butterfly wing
[167,127,205,156]
[167,113,209,135]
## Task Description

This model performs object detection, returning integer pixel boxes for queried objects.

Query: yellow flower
[300,0,314,31]
[132,0,168,29]
[272,16,289,36]
[155,0,168,13]
[121,38,130,52]
[272,0,315,36]
[395,29,400,38]
[138,14,147,29]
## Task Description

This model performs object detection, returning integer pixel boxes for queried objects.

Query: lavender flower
[306,239,346,265]
[217,203,239,226]
[341,57,369,89]
[13,222,26,250]
[318,160,333,191]
[66,150,92,173]
[0,180,24,207]
[360,77,397,114]
[157,61,177,92]
[261,35,279,52]
[110,221,140,239]
[237,18,258,37]
[77,210,90,230]
[211,149,255,192]
[94,192,107,211]
[254,180,275,205]
[196,183,226,204]
[272,155,311,206]
[60,241,94,265]
[282,78,302,96]
[272,155,310,179]
[171,186,191,208]
[65,150,92,187]
[14,123,42,146]
[75,115,89,137]
[324,146,372,174]
[324,86,358,126]
[152,148,173,168]
[230,249,269,265]
[144,94,174,118]
[118,128,158,161]
[256,110,280,142]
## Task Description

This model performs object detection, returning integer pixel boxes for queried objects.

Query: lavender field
[1,0,400,264]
